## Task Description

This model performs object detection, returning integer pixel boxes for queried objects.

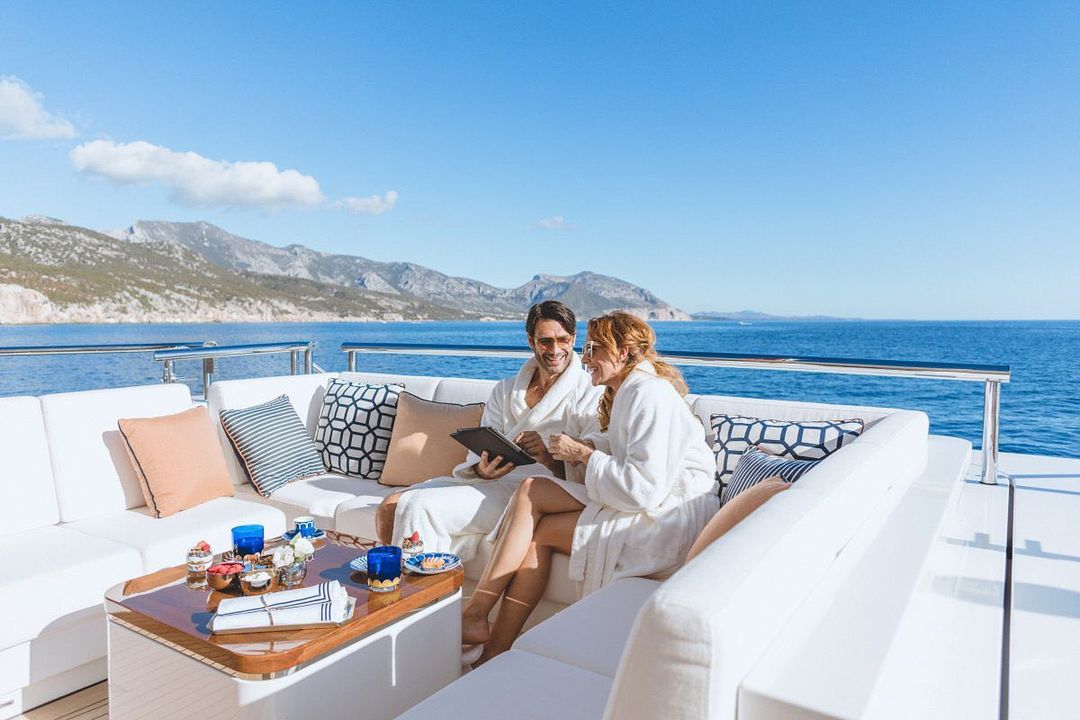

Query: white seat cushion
[331,482,410,541]
[65,497,287,571]
[0,526,142,650]
[396,650,612,720]
[513,578,660,678]
[235,474,389,529]
[0,396,59,535]
[42,383,194,522]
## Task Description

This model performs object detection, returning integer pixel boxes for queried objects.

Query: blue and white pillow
[220,395,326,497]
[314,380,403,479]
[724,447,821,504]
[711,414,864,494]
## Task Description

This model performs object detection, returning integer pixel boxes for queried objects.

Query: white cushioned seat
[0,526,142,650]
[396,650,612,720]
[331,482,414,541]
[41,384,194,522]
[513,577,659,677]
[65,497,287,571]
[0,397,58,536]
[235,474,392,530]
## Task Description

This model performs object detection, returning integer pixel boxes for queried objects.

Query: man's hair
[526,300,577,337]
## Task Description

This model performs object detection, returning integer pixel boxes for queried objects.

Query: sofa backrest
[691,394,897,438]
[0,396,60,535]
[41,383,194,522]
[603,409,929,720]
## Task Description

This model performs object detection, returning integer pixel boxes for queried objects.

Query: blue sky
[1,2,1077,319]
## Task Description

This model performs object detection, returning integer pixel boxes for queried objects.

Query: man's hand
[548,434,594,466]
[515,430,554,468]
[474,451,516,480]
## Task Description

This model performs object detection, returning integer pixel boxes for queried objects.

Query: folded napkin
[209,581,351,633]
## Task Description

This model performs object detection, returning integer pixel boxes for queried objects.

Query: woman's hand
[548,434,594,466]
[474,451,515,480]
[515,431,558,472]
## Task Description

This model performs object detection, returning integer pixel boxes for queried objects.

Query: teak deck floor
[16,683,107,720]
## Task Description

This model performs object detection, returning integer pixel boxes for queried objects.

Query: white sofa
[0,385,287,719]
[2,369,947,720]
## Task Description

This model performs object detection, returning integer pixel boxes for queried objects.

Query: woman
[462,312,718,664]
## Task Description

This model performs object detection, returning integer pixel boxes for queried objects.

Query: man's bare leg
[375,490,406,546]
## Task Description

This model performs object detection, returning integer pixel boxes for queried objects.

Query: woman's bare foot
[461,611,491,646]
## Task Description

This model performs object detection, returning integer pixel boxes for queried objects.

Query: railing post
[162,359,174,384]
[202,358,215,397]
[304,344,314,374]
[347,350,356,372]
[290,351,298,375]
[981,380,1001,485]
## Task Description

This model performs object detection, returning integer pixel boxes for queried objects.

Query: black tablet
[450,426,536,467]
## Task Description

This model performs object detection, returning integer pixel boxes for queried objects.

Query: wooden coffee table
[105,539,463,720]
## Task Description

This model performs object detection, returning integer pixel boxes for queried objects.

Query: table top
[105,540,463,677]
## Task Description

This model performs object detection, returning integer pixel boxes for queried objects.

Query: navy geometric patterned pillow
[313,380,403,479]
[710,414,864,496]
[724,447,822,505]
[219,395,326,497]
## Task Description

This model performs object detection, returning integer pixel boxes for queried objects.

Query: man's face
[528,319,575,375]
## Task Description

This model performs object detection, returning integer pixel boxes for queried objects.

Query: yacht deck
[18,449,1080,720]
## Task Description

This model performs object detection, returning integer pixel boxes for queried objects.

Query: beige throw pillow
[379,392,484,487]
[685,476,789,562]
[118,406,235,518]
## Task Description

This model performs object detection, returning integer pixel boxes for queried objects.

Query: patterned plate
[404,552,462,575]
[348,555,369,573]
[282,528,326,541]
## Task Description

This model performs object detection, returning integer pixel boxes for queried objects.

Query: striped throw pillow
[723,447,822,505]
[219,395,326,497]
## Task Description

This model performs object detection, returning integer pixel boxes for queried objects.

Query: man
[375,300,602,563]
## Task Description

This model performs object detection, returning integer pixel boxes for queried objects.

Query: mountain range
[0,216,690,324]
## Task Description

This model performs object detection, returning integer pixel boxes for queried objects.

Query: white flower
[291,536,315,558]
[272,546,295,568]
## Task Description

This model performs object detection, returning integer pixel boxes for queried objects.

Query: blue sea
[1,321,1077,458]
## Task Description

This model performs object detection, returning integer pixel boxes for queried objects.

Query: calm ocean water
[1,320,1077,458]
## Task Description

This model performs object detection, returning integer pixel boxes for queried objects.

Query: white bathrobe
[568,362,719,596]
[392,353,601,561]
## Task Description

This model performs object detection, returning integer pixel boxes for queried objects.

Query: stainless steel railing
[0,342,210,357]
[341,342,1011,485]
[154,341,316,397]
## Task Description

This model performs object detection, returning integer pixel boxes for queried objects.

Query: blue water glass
[366,545,402,593]
[232,524,265,557]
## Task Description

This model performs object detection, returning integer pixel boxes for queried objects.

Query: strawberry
[196,541,211,553]
[409,531,420,542]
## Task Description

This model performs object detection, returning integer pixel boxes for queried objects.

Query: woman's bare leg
[476,510,577,664]
[461,478,583,645]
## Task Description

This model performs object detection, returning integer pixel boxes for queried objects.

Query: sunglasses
[582,341,598,359]
[533,335,574,350]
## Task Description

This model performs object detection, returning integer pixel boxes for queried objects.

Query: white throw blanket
[392,354,601,560]
[209,581,352,633]
[568,362,719,596]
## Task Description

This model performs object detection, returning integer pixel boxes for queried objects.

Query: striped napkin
[209,581,351,633]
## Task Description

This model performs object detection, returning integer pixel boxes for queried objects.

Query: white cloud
[69,139,325,209]
[530,215,577,231]
[336,190,399,215]
[0,76,77,140]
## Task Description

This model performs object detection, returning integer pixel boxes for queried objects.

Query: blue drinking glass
[367,545,402,593]
[232,524,265,557]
